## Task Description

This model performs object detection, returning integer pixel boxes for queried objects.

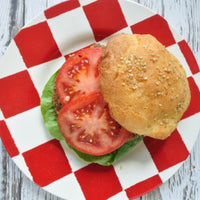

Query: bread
[99,33,191,140]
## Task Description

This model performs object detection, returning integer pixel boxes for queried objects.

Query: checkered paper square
[159,162,183,183]
[193,72,200,90]
[44,173,85,200]
[118,0,155,26]
[60,140,88,172]
[0,120,19,157]
[144,130,189,172]
[167,43,192,77]
[28,56,65,96]
[47,7,95,56]
[0,109,4,121]
[75,163,122,200]
[22,139,72,187]
[14,21,62,68]
[0,41,26,79]
[79,0,98,6]
[107,191,129,200]
[125,175,162,200]
[25,13,46,28]
[83,0,128,41]
[178,40,200,75]
[169,25,183,44]
[177,113,200,152]
[5,106,53,153]
[0,70,40,118]
[114,142,158,189]
[131,14,176,47]
[182,76,200,119]
[45,0,80,19]
[12,154,33,180]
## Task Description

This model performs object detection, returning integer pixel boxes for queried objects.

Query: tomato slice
[58,92,130,156]
[56,48,103,105]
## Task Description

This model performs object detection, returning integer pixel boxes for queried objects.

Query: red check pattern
[143,130,189,172]
[0,0,199,199]
[125,175,163,200]
[45,0,80,19]
[182,77,200,119]
[131,14,176,47]
[0,121,19,157]
[14,21,62,68]
[0,70,40,118]
[83,0,128,41]
[75,164,122,200]
[22,139,72,187]
[178,40,200,74]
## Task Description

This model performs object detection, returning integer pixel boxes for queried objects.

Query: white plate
[0,0,200,199]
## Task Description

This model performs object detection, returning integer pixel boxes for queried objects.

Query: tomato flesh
[58,93,130,156]
[56,48,103,105]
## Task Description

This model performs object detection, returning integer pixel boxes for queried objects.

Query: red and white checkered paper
[0,0,200,199]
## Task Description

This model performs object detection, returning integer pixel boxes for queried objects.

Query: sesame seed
[151,57,158,62]
[89,138,93,143]
[143,44,147,49]
[132,85,138,90]
[156,81,160,85]
[65,96,70,102]
[122,82,126,86]
[144,77,148,80]
[68,54,75,58]
[163,119,169,124]
[141,62,146,66]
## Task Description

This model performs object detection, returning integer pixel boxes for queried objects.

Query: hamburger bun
[99,33,191,140]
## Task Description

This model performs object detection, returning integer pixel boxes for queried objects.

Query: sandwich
[41,33,190,166]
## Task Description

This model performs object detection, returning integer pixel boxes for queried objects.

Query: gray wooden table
[0,0,199,199]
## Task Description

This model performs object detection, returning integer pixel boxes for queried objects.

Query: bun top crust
[99,33,191,140]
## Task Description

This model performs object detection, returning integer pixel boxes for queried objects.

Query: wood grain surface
[0,0,199,199]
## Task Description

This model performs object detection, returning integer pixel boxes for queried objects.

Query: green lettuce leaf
[40,71,144,166]
[40,71,65,141]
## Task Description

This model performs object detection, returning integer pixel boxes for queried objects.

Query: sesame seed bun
[99,33,191,140]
